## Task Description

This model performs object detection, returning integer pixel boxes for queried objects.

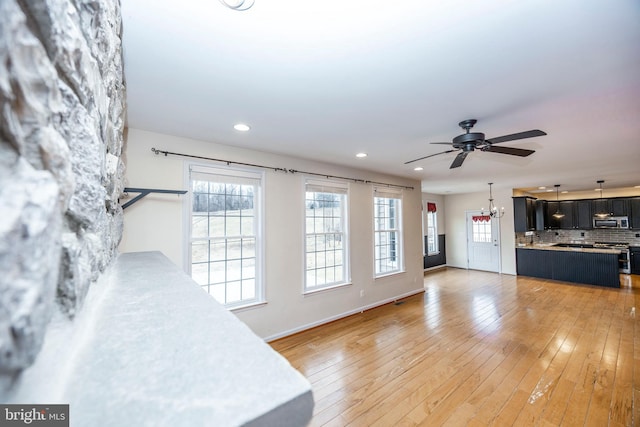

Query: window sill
[375,271,405,280]
[303,282,352,296]
[229,300,268,312]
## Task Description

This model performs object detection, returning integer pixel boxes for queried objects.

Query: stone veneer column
[0,0,126,392]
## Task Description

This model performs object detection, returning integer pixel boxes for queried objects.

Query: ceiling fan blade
[486,129,546,144]
[430,142,454,145]
[483,145,535,157]
[404,149,458,164]
[450,151,469,169]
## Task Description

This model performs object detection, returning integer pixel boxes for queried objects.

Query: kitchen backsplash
[516,229,640,247]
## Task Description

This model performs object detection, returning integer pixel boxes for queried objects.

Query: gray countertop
[8,251,314,427]
[516,244,621,255]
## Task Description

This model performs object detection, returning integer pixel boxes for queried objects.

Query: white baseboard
[424,264,447,272]
[264,287,426,342]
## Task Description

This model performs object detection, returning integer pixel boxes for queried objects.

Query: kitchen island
[516,244,620,288]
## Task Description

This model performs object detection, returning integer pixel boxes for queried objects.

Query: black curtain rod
[151,148,414,190]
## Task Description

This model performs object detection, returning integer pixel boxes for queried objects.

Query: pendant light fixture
[552,184,565,219]
[594,180,609,218]
[481,183,504,218]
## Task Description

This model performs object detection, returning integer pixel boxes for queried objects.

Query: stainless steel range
[594,242,630,274]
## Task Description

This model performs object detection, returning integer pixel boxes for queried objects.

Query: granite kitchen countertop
[516,243,621,255]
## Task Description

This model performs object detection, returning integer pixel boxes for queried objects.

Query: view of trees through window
[472,218,492,243]
[426,210,438,254]
[305,185,347,290]
[374,195,402,275]
[190,172,260,307]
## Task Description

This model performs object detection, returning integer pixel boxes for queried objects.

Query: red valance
[472,215,491,222]
[427,202,437,213]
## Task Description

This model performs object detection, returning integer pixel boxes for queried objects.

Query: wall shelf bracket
[122,187,188,210]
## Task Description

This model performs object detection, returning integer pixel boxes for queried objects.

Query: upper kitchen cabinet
[611,198,630,216]
[545,201,561,229]
[546,201,576,229]
[593,198,630,217]
[518,195,638,231]
[535,200,547,231]
[559,201,576,229]
[630,198,640,229]
[513,197,537,232]
[592,198,610,217]
[575,200,593,229]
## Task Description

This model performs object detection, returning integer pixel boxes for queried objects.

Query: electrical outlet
[360,290,365,297]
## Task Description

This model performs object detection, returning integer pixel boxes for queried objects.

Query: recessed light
[546,189,553,192]
[635,185,640,188]
[414,167,423,171]
[561,190,568,194]
[538,186,546,190]
[355,152,367,158]
[595,188,602,191]
[234,123,250,131]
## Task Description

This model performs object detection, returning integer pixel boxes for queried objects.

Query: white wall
[120,128,424,339]
[443,188,516,275]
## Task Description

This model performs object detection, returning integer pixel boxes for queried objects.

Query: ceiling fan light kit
[405,119,546,169]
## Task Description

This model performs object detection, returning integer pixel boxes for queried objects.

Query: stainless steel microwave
[593,216,629,229]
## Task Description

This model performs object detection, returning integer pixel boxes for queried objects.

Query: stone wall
[0,0,125,392]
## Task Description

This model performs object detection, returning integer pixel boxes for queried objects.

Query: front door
[466,211,501,273]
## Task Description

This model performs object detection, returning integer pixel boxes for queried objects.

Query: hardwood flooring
[270,268,640,426]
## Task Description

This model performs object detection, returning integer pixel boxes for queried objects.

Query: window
[188,164,262,308]
[305,180,348,291]
[472,215,492,243]
[426,202,438,255]
[374,187,403,276]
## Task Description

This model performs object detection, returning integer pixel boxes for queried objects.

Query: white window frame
[303,178,350,293]
[425,201,439,256]
[373,187,404,277]
[185,163,265,310]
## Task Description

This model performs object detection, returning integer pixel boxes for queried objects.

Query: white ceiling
[121,0,640,195]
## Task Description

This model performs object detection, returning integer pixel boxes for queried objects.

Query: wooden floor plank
[270,268,640,426]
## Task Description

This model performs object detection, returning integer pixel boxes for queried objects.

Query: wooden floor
[270,268,640,426]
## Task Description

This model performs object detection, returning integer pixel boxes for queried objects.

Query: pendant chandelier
[481,183,504,218]
[594,180,609,218]
[552,184,565,219]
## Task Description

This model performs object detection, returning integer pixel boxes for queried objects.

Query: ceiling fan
[405,119,547,169]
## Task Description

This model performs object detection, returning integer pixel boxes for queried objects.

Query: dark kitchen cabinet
[631,247,640,275]
[535,200,547,231]
[542,200,575,229]
[546,201,561,229]
[592,199,610,217]
[528,195,635,230]
[629,198,640,229]
[591,198,629,217]
[513,197,537,232]
[558,201,576,229]
[576,200,593,229]
[611,199,629,216]
[516,248,620,287]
